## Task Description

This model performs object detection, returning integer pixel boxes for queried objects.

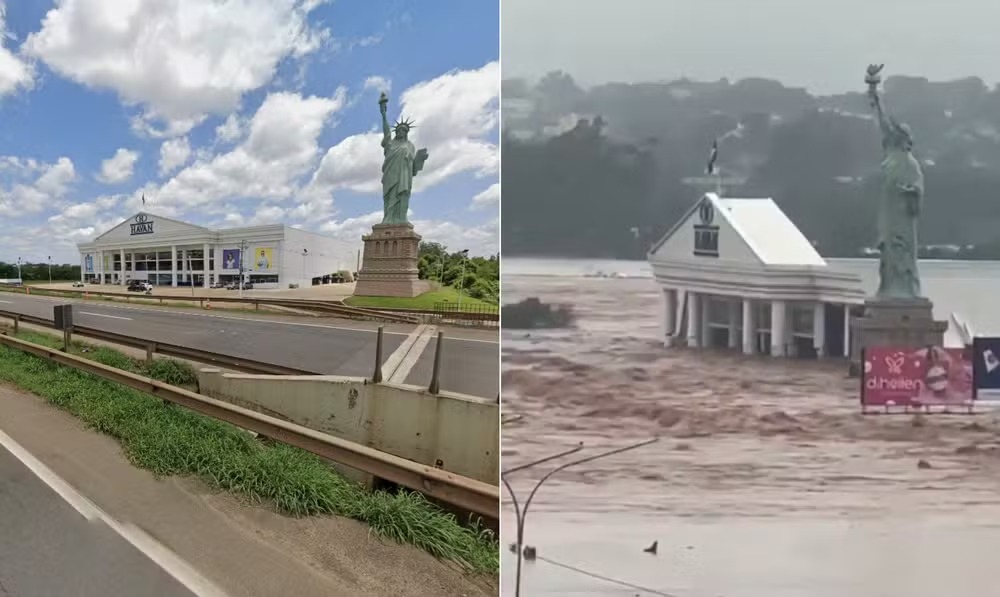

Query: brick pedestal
[353,223,431,298]
[849,297,947,376]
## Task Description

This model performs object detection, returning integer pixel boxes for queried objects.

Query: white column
[770,299,787,357]
[203,242,211,287]
[663,289,677,343]
[130,252,136,281]
[686,291,700,348]
[742,298,755,354]
[812,302,826,357]
[843,304,851,358]
[700,294,711,348]
[170,245,178,287]
[727,299,740,349]
[119,248,125,286]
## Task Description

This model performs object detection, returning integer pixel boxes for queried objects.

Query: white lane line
[382,324,427,378]
[0,293,499,344]
[80,312,132,321]
[0,299,11,304]
[0,428,228,597]
[388,325,437,384]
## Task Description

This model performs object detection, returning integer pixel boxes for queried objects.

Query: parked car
[225,281,253,290]
[72,281,85,288]
[211,281,227,289]
[126,280,152,292]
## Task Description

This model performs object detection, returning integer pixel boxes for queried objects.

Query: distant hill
[502,71,1000,259]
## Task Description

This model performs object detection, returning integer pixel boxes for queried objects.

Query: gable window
[693,224,719,257]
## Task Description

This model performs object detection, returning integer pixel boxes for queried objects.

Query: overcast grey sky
[502,0,1000,94]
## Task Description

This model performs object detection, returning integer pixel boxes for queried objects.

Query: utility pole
[502,438,659,597]
[457,249,469,307]
[47,256,52,284]
[16,257,21,284]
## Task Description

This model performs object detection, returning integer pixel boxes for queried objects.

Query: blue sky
[0,0,499,263]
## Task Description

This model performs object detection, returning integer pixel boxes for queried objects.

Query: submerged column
[813,302,826,357]
[727,299,740,349]
[686,291,700,348]
[742,298,755,354]
[663,288,677,344]
[770,299,787,357]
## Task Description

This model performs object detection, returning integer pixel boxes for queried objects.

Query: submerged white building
[647,193,868,357]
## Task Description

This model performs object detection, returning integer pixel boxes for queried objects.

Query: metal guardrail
[0,332,499,520]
[0,309,314,375]
[0,286,420,324]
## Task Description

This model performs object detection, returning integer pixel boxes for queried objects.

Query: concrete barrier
[197,369,498,486]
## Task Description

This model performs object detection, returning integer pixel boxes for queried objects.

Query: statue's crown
[393,118,416,132]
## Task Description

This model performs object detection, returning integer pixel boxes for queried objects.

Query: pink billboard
[862,346,973,408]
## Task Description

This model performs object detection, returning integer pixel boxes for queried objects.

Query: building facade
[77,212,359,289]
[647,193,869,358]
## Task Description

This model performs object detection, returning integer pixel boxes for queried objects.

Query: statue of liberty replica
[866,64,923,299]
[354,92,433,297]
[849,64,946,375]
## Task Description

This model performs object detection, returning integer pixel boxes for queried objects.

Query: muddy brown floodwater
[502,271,1000,597]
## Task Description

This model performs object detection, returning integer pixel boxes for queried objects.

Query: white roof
[713,194,826,267]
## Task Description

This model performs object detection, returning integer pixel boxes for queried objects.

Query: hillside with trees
[503,71,1000,259]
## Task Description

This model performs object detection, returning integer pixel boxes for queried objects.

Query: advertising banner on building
[103,254,110,271]
[85,254,93,273]
[253,247,273,270]
[222,249,241,270]
[972,337,1000,400]
[862,346,973,407]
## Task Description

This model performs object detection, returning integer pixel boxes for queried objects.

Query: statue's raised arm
[865,64,895,146]
[378,92,391,148]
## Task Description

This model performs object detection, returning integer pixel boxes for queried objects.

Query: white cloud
[97,148,139,184]
[154,88,346,209]
[0,156,77,217]
[23,0,331,136]
[158,136,191,176]
[215,113,244,144]
[363,75,391,93]
[471,183,499,209]
[306,61,499,198]
[0,5,33,96]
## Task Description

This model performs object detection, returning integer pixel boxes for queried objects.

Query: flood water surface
[502,263,1000,596]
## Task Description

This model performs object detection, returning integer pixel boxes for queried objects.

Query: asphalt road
[0,444,195,596]
[0,294,498,398]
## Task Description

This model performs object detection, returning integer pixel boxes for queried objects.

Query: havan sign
[130,214,154,236]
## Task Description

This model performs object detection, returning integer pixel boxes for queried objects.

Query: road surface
[0,293,498,398]
[0,440,198,596]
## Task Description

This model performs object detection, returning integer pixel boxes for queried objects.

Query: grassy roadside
[345,285,491,309]
[0,329,498,575]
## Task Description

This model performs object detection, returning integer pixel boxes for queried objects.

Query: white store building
[77,212,359,290]
[647,193,869,358]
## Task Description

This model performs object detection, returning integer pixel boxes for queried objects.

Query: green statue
[378,92,429,225]
[866,64,923,299]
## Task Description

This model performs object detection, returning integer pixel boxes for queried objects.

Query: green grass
[345,285,490,309]
[0,329,498,574]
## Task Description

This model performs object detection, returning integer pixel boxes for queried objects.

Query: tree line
[0,261,80,281]
[417,243,499,304]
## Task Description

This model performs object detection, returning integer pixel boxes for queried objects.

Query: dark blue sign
[972,337,1000,400]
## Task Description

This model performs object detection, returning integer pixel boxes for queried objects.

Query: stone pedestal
[354,222,431,298]
[848,297,947,376]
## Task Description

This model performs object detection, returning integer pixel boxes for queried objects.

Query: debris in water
[502,297,574,329]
